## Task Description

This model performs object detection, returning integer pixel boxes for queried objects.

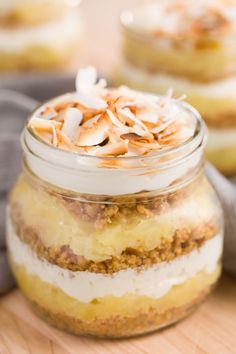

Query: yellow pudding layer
[9,174,220,262]
[206,144,236,176]
[11,260,221,337]
[123,30,236,81]
[0,3,65,25]
[0,44,79,72]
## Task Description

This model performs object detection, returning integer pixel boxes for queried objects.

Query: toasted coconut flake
[75,67,108,110]
[76,66,97,95]
[83,114,101,128]
[52,126,58,147]
[117,108,149,132]
[37,131,53,145]
[108,130,123,144]
[28,66,195,158]
[136,107,159,124]
[62,108,82,143]
[57,130,75,148]
[128,140,161,150]
[76,93,107,110]
[76,116,109,147]
[106,109,129,131]
[75,66,107,96]
[151,119,176,135]
[39,106,57,120]
[28,117,61,131]
[89,140,129,157]
[120,133,159,149]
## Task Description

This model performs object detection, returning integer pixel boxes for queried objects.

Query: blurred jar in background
[116,0,236,176]
[0,0,84,72]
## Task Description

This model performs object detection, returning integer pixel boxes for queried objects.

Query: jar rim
[21,92,207,195]
[23,91,207,170]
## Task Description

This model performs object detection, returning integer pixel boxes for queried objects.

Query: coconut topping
[123,0,236,38]
[28,67,195,157]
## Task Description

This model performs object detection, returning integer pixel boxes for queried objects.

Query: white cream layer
[208,128,236,151]
[7,216,222,303]
[23,126,202,196]
[0,10,82,53]
[120,61,236,99]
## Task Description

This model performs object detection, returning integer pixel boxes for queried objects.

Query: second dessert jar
[117,0,236,175]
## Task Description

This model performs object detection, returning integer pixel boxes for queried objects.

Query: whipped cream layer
[23,126,202,196]
[7,216,222,303]
[0,10,82,53]
[122,0,236,38]
[120,61,236,99]
[208,127,236,150]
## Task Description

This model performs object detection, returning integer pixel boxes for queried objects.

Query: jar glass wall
[7,95,223,338]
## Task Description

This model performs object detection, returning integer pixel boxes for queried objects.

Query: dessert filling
[7,215,222,303]
[0,10,82,53]
[9,175,219,265]
[123,0,236,40]
[119,61,236,100]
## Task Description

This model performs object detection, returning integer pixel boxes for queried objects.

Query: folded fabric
[0,251,15,295]
[0,75,74,295]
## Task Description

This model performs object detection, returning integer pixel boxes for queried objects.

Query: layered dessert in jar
[117,0,236,175]
[7,67,223,338]
[0,0,83,71]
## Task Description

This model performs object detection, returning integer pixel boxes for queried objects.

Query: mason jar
[116,2,236,176]
[7,94,223,338]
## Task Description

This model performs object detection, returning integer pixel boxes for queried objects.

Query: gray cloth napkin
[0,77,236,295]
[0,74,74,294]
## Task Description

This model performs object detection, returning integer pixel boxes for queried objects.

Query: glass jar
[116,3,236,176]
[7,96,223,338]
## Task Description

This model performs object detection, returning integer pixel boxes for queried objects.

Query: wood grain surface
[0,274,235,354]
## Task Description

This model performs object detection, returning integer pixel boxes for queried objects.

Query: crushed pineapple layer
[115,66,236,128]
[0,44,78,72]
[123,32,236,81]
[11,260,221,337]
[9,174,220,263]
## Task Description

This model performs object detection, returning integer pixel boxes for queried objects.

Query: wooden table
[0,274,235,354]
